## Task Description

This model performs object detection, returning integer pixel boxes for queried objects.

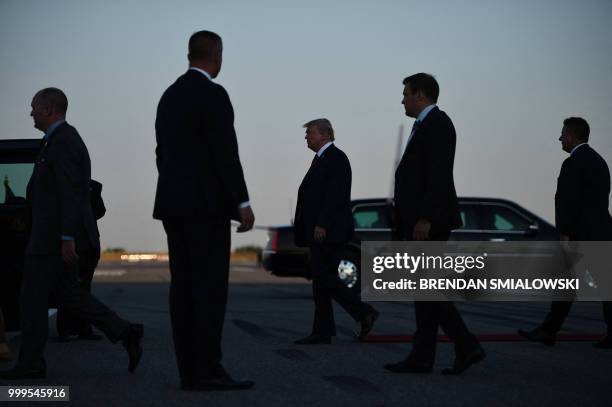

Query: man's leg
[164,219,199,385]
[17,255,57,370]
[56,249,100,337]
[541,301,573,333]
[438,302,480,355]
[53,259,130,343]
[310,246,336,336]
[322,246,374,323]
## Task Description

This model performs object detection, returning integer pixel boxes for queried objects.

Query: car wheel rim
[338,259,358,288]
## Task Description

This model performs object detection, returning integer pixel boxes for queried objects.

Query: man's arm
[207,85,253,229]
[50,134,83,264]
[415,117,455,240]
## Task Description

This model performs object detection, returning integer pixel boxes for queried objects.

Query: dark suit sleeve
[420,118,455,223]
[555,159,580,236]
[49,135,82,238]
[316,154,351,230]
[207,85,250,207]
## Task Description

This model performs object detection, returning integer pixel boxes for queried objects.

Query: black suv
[263,197,559,291]
[0,139,40,330]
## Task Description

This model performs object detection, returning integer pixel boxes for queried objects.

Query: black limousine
[263,197,559,292]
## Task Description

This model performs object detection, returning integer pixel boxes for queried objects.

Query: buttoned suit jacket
[26,122,99,255]
[393,106,462,238]
[294,144,354,248]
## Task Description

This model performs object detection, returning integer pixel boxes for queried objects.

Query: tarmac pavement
[1,262,611,406]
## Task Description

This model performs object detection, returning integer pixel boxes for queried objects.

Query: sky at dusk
[1,0,611,250]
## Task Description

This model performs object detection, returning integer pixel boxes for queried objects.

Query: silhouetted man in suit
[0,88,143,380]
[385,73,485,375]
[293,119,378,345]
[519,117,612,349]
[154,30,255,391]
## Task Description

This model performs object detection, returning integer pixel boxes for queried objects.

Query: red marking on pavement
[363,333,603,342]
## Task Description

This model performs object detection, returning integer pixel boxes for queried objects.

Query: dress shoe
[441,346,486,375]
[358,310,379,340]
[0,365,46,380]
[384,359,433,374]
[294,334,331,345]
[517,327,556,346]
[121,323,144,373]
[593,336,612,349]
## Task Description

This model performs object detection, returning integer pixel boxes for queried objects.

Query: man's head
[30,87,68,132]
[303,118,334,153]
[559,117,589,153]
[402,73,439,118]
[188,30,223,78]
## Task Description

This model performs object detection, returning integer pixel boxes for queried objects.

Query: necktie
[311,154,320,167]
[404,120,421,152]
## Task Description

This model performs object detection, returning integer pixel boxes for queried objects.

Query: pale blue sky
[1,0,611,250]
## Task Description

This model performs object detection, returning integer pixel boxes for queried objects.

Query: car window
[478,204,530,231]
[353,205,390,228]
[1,163,33,204]
[457,205,480,230]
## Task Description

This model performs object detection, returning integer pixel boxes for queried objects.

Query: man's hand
[237,206,255,233]
[412,219,431,241]
[314,226,327,242]
[61,240,78,265]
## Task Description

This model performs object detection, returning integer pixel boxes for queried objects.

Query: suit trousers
[19,254,129,369]
[542,301,612,335]
[56,249,100,336]
[407,231,479,363]
[310,244,373,336]
[162,218,231,384]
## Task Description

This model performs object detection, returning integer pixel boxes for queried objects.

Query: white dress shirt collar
[317,141,333,157]
[189,67,212,81]
[416,104,436,123]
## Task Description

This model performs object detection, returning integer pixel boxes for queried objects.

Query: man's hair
[402,73,440,103]
[303,118,335,141]
[34,87,68,115]
[563,117,590,142]
[188,30,223,62]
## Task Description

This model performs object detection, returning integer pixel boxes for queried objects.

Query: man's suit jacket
[153,70,249,221]
[294,144,354,247]
[26,122,100,255]
[394,106,462,238]
[555,144,612,240]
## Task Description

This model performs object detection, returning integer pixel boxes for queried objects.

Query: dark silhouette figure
[294,119,378,345]
[386,73,485,375]
[154,30,255,391]
[0,88,143,380]
[519,117,612,349]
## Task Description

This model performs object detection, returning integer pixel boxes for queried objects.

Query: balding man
[294,119,378,345]
[154,30,255,391]
[0,88,143,380]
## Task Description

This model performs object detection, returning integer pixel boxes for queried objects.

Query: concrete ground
[1,262,610,406]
